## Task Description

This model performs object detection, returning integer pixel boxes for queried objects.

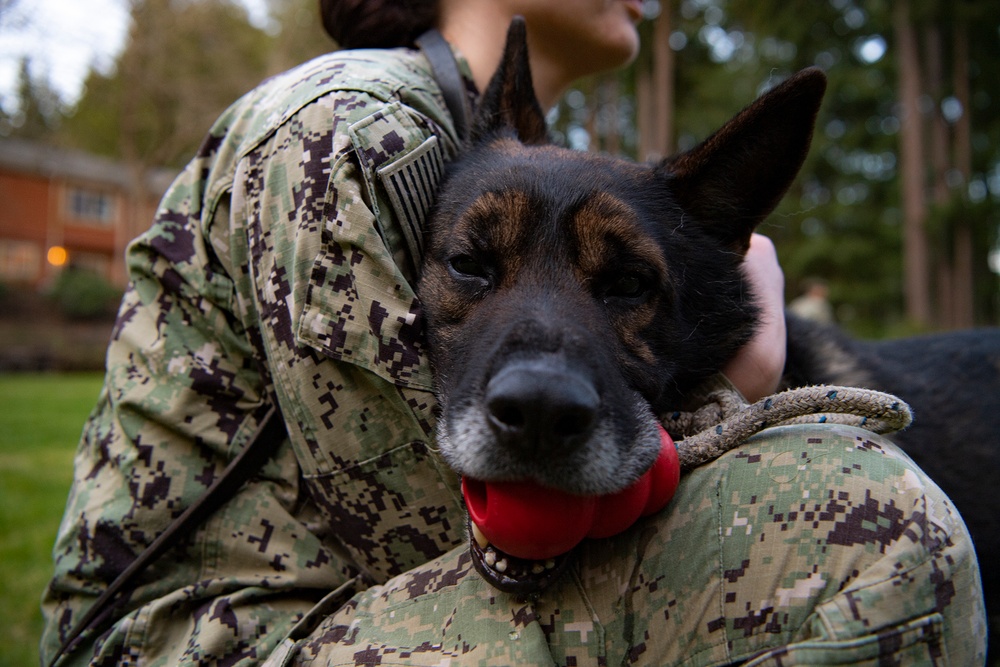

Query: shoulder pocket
[348,102,446,282]
[296,104,441,391]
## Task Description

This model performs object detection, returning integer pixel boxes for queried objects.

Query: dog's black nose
[485,361,599,453]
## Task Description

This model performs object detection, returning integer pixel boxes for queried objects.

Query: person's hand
[722,233,786,403]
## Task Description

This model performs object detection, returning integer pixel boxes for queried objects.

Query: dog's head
[419,20,825,496]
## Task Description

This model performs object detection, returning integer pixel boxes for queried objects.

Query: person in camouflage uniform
[41,0,987,665]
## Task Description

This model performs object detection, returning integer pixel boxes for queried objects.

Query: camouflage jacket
[41,44,987,666]
[42,45,471,665]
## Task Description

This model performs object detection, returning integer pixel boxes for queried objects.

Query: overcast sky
[0,0,269,114]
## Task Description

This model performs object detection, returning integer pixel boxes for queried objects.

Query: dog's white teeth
[473,528,556,579]
[483,547,509,574]
[472,523,490,549]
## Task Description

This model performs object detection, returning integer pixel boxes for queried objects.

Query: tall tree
[56,0,275,282]
[6,58,64,139]
[265,0,337,74]
[637,1,675,160]
[61,0,274,167]
[890,0,997,329]
[682,0,1000,333]
[949,14,974,329]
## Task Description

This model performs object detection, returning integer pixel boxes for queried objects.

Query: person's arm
[278,421,987,666]
[722,233,787,403]
[39,66,466,665]
[39,121,358,666]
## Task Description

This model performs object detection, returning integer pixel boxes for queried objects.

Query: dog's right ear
[661,68,827,255]
[470,17,548,145]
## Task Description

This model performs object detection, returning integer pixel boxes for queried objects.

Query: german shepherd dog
[418,18,999,617]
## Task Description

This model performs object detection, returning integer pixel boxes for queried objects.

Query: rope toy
[667,384,913,470]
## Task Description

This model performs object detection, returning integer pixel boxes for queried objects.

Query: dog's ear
[471,17,548,145]
[662,68,827,254]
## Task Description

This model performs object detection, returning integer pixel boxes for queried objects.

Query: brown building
[0,138,176,289]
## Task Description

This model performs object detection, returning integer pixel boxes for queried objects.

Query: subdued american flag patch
[378,135,446,273]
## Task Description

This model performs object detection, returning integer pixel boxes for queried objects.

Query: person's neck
[439,8,567,110]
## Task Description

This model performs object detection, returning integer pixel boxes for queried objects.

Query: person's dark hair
[319,0,439,49]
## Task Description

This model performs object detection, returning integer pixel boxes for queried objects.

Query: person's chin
[603,29,640,68]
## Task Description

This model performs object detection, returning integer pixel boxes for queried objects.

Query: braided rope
[664,385,913,471]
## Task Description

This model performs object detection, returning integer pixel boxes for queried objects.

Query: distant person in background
[789,277,835,324]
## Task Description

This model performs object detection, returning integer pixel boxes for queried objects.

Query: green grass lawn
[0,372,102,667]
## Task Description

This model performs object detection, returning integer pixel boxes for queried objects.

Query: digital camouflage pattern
[41,45,470,665]
[279,424,986,667]
[41,45,986,666]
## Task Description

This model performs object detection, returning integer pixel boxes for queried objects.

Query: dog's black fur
[418,18,998,624]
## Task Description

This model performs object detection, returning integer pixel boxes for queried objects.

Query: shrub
[49,268,122,320]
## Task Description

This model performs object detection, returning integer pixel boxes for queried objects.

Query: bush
[48,268,122,320]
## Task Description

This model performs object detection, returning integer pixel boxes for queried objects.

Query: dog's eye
[449,255,490,280]
[606,273,650,300]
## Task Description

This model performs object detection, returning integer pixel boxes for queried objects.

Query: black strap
[416,29,471,142]
[48,405,287,667]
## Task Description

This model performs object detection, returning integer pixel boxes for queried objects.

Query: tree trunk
[951,17,975,327]
[894,0,933,327]
[585,77,599,152]
[603,76,621,156]
[637,3,674,161]
[924,25,951,328]
[649,3,674,160]
[636,59,652,159]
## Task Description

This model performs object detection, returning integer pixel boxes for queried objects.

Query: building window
[67,188,116,225]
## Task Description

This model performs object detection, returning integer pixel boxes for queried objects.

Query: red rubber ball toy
[462,425,680,560]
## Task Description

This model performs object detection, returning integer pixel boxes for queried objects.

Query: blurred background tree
[552,0,1000,336]
[3,0,999,337]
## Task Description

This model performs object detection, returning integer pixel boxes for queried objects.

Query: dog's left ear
[662,68,827,254]
[471,17,548,146]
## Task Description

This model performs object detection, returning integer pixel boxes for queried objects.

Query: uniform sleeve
[39,85,466,666]
[270,424,987,667]
[40,163,362,667]
[227,92,466,588]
